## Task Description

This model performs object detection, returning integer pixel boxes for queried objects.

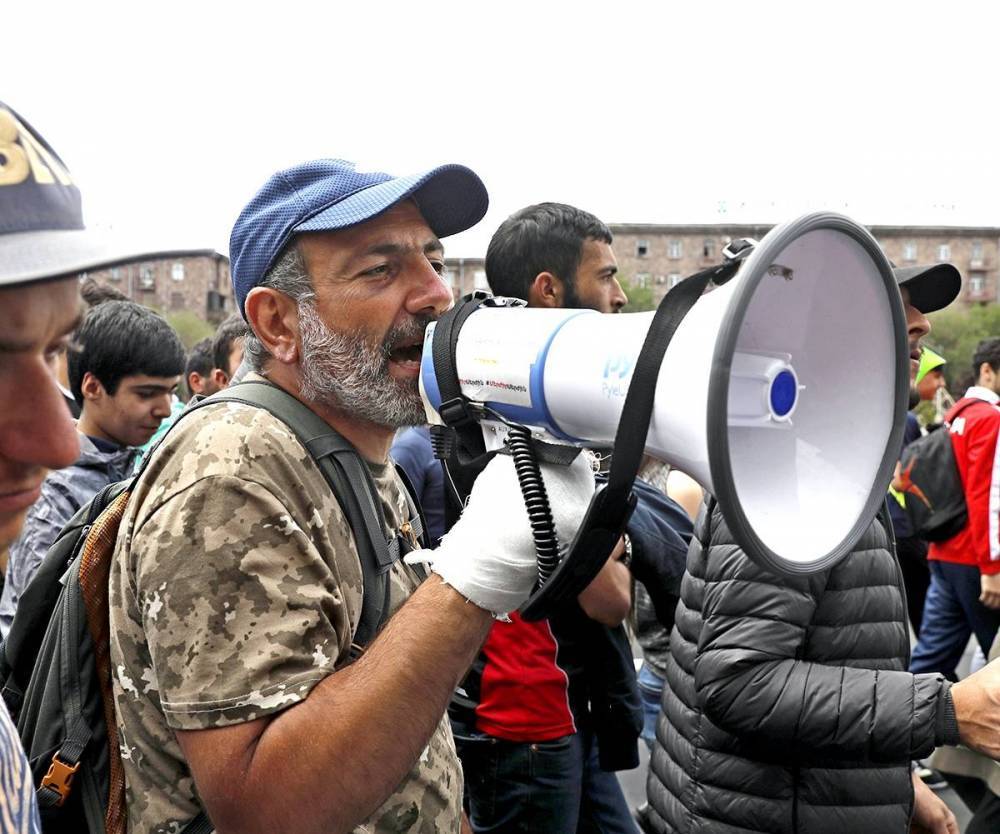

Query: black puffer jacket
[645,501,959,834]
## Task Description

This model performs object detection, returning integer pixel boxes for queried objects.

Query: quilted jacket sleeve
[692,506,956,763]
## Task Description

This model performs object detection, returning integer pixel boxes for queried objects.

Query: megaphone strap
[431,291,494,465]
[604,259,740,508]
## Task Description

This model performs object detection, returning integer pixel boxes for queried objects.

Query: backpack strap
[207,382,401,655]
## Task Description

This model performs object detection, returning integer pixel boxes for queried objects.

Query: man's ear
[527,272,564,308]
[79,371,106,402]
[245,287,301,365]
[211,368,230,390]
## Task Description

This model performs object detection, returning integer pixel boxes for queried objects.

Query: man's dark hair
[68,301,186,405]
[212,314,249,375]
[79,277,129,308]
[973,338,1000,377]
[484,202,612,301]
[185,337,214,380]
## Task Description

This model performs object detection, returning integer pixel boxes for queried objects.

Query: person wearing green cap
[916,347,949,404]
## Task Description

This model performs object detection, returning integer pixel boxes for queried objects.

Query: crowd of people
[5,97,1000,834]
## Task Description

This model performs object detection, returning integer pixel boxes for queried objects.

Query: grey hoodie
[0,434,136,637]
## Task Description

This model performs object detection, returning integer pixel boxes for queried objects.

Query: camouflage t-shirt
[108,399,462,834]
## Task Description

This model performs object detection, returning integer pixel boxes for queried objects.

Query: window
[171,262,185,282]
[170,292,185,310]
[138,266,155,290]
[636,239,649,258]
[109,267,122,282]
[473,269,489,291]
[207,290,227,313]
[668,273,682,288]
[668,239,683,259]
[972,240,984,266]
[703,238,716,259]
[937,244,951,262]
[970,275,985,294]
[903,241,917,262]
[635,273,650,289]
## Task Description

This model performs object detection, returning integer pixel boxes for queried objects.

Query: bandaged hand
[405,452,595,617]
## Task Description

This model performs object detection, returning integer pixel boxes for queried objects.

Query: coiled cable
[505,424,561,588]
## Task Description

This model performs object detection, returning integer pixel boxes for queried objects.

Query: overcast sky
[5,1,998,259]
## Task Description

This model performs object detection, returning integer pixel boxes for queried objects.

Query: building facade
[447,257,489,297]
[81,250,233,322]
[610,224,1000,306]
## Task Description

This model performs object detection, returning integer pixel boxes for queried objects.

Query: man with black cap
[107,159,593,834]
[0,100,183,832]
[642,263,968,834]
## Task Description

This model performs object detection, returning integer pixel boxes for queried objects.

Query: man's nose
[151,394,173,419]
[612,280,628,312]
[0,364,79,472]
[407,261,454,317]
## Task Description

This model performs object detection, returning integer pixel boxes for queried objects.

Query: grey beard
[297,302,429,429]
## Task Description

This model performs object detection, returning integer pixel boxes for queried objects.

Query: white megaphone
[420,212,909,576]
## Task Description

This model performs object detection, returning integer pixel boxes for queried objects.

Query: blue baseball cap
[0,100,190,287]
[229,158,489,315]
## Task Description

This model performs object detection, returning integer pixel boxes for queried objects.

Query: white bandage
[405,452,595,617]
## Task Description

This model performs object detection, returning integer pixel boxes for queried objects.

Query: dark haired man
[184,337,219,398]
[210,312,248,389]
[485,201,627,313]
[446,202,688,834]
[644,265,966,834]
[0,300,185,635]
[911,337,1000,680]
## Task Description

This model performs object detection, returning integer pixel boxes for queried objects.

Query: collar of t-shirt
[964,386,1000,405]
[87,435,123,453]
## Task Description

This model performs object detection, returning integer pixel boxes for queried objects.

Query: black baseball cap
[892,263,961,314]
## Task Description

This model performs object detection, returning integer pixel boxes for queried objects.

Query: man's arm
[577,540,631,626]
[693,511,955,762]
[177,574,491,834]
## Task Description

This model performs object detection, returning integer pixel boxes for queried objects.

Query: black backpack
[0,381,426,834]
[899,400,978,542]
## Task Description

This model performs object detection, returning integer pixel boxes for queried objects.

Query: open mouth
[389,341,424,367]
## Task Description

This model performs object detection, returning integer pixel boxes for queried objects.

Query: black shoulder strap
[207,382,398,654]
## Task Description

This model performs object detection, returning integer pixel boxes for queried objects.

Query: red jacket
[929,387,1000,574]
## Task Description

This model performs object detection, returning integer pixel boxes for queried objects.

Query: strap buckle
[722,237,758,261]
[41,754,80,807]
[438,397,477,428]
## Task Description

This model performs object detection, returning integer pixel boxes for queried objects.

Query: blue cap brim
[293,163,488,239]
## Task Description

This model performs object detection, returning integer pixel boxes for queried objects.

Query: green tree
[164,310,214,349]
[619,276,657,312]
[925,304,1000,392]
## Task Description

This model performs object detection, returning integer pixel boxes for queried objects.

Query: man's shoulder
[145,400,314,488]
